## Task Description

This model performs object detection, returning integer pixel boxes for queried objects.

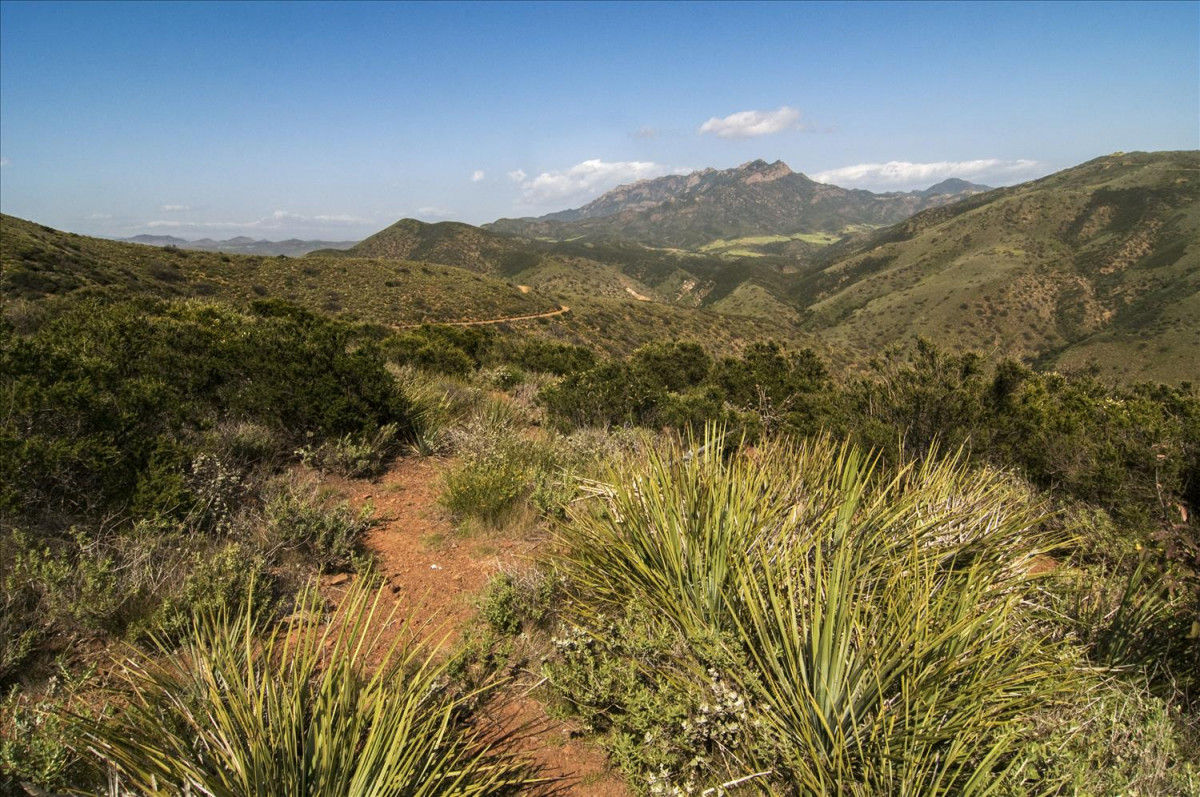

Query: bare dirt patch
[331,455,628,795]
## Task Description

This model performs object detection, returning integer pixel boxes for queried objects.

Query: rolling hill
[793,151,1199,383]
[1,214,556,328]
[331,215,808,320]
[487,159,990,249]
[328,218,542,273]
[0,214,814,358]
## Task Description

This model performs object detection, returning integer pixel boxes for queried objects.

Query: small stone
[429,563,442,570]
[328,573,350,585]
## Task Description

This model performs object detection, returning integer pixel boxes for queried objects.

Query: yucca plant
[556,425,1070,794]
[80,580,543,796]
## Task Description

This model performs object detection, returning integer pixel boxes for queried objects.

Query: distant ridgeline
[121,234,357,257]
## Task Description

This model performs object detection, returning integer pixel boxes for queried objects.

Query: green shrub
[552,426,1074,793]
[204,420,284,469]
[1,524,186,667]
[482,364,526,390]
[540,360,667,428]
[507,339,595,376]
[395,366,469,456]
[631,341,712,392]
[1009,674,1200,795]
[478,568,556,636]
[545,610,773,791]
[143,542,271,642]
[80,580,542,795]
[185,452,248,534]
[262,475,374,572]
[1,671,100,793]
[539,340,831,434]
[443,453,528,526]
[441,401,533,526]
[296,422,403,478]
[383,324,495,375]
[1,296,413,521]
[0,548,41,683]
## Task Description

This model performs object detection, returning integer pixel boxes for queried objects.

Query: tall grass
[81,580,542,795]
[556,426,1068,794]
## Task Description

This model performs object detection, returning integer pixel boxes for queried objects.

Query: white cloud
[812,158,1043,189]
[160,204,191,212]
[632,126,658,139]
[699,106,802,139]
[87,213,113,220]
[146,219,253,230]
[143,210,374,232]
[416,206,454,219]
[271,210,373,226]
[471,170,486,182]
[506,169,527,182]
[516,159,678,204]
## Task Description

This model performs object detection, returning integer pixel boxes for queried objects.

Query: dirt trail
[393,304,570,330]
[333,456,627,795]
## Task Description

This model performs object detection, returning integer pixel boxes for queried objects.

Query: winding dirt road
[393,304,570,330]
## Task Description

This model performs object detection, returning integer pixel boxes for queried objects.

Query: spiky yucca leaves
[557,426,1067,794]
[82,581,542,796]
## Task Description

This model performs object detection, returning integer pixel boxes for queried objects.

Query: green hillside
[1,214,813,360]
[324,215,814,332]
[1,214,556,327]
[331,217,545,275]
[545,295,811,358]
[799,151,1200,383]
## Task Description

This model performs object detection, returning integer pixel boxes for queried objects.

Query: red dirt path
[332,456,628,796]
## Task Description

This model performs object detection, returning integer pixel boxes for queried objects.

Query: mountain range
[486,159,991,249]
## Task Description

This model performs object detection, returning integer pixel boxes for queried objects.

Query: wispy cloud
[699,106,802,139]
[812,158,1043,189]
[160,204,191,212]
[632,126,658,139]
[87,213,113,220]
[416,206,454,219]
[143,210,374,232]
[471,170,485,182]
[271,210,373,225]
[146,219,254,230]
[515,159,678,204]
[506,169,527,182]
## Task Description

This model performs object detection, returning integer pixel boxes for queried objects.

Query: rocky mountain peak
[735,159,794,184]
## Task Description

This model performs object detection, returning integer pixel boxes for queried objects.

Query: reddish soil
[392,304,571,331]
[332,455,628,796]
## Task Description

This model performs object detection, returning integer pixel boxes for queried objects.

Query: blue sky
[1,1,1196,239]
